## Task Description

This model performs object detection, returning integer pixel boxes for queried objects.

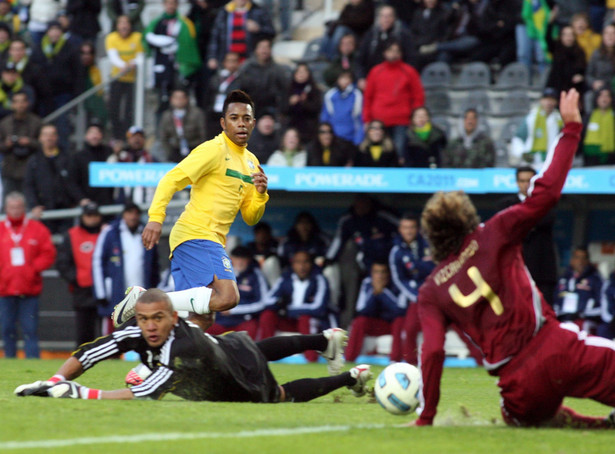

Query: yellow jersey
[148,132,269,254]
[105,31,144,83]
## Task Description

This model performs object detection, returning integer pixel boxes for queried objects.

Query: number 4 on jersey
[448,266,504,315]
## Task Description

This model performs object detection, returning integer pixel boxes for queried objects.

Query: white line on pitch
[0,424,389,450]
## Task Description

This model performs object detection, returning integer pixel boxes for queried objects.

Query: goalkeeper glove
[48,381,102,399]
[14,374,65,397]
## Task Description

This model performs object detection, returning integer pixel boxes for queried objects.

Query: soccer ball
[374,363,421,415]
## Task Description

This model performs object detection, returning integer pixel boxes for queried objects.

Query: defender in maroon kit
[415,89,615,428]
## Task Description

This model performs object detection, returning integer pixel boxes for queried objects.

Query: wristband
[48,374,65,384]
[79,386,102,400]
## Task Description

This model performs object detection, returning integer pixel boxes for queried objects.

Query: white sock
[167,287,212,314]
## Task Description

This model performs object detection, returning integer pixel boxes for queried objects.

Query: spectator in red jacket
[56,202,104,347]
[0,191,56,358]
[362,39,424,163]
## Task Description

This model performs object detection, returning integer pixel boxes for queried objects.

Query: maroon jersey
[417,122,582,425]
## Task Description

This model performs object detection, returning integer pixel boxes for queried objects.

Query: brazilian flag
[143,13,202,78]
[522,0,553,62]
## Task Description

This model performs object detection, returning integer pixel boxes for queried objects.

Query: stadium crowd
[2,0,615,358]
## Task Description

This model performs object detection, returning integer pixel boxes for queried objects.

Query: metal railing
[42,55,147,150]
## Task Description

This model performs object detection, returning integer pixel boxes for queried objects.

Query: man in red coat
[362,39,424,163]
[0,191,56,358]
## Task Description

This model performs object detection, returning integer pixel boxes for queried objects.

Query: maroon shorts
[497,320,615,426]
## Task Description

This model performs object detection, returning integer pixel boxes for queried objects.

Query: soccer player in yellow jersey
[112,90,269,329]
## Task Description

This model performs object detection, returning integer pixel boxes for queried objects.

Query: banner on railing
[89,163,615,194]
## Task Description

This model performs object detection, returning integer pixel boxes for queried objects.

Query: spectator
[0,0,22,36]
[92,202,160,335]
[469,0,517,67]
[260,250,332,361]
[517,0,550,79]
[388,212,435,365]
[322,33,361,88]
[404,106,447,168]
[345,260,405,362]
[599,271,615,339]
[245,221,281,287]
[305,121,355,166]
[326,194,398,326]
[105,15,144,140]
[571,11,601,62]
[69,122,115,207]
[143,0,202,117]
[585,23,615,110]
[4,39,44,113]
[320,70,364,146]
[56,201,103,347]
[0,91,41,194]
[78,41,107,127]
[552,0,589,29]
[31,20,79,150]
[25,0,65,46]
[207,0,274,70]
[23,123,79,233]
[206,245,268,339]
[497,166,559,307]
[266,127,307,167]
[319,0,375,60]
[0,191,55,358]
[545,25,587,98]
[238,37,288,118]
[363,39,424,162]
[385,0,420,27]
[356,4,414,89]
[277,211,330,269]
[107,126,157,205]
[583,87,615,166]
[107,0,145,32]
[418,0,483,66]
[441,108,495,168]
[66,0,101,44]
[0,21,11,63]
[282,63,322,144]
[554,246,603,334]
[247,109,279,163]
[159,88,206,162]
[408,0,449,70]
[203,51,242,139]
[354,119,398,167]
[188,0,224,111]
[511,88,563,168]
[0,62,34,120]
[260,0,293,41]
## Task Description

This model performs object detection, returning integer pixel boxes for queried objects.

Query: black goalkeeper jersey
[73,318,280,402]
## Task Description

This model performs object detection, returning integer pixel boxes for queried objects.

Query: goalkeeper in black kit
[15,289,372,402]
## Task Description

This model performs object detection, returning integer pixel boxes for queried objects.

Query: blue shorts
[171,240,236,291]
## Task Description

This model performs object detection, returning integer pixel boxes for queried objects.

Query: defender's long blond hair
[421,191,480,263]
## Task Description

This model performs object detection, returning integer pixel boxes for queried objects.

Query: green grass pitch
[0,359,612,454]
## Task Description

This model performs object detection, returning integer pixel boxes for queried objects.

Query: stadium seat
[493,62,530,90]
[495,117,524,166]
[425,89,451,115]
[450,89,490,115]
[301,37,324,62]
[452,62,491,89]
[489,90,531,117]
[420,61,452,89]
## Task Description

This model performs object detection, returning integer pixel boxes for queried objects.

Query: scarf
[584,108,615,157]
[414,122,432,142]
[41,33,67,59]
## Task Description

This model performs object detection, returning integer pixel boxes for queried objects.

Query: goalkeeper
[14,289,371,402]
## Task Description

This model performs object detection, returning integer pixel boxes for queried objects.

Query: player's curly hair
[421,191,480,263]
